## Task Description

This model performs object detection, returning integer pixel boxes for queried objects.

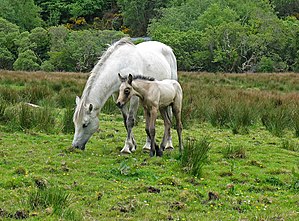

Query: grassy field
[0,71,298,220]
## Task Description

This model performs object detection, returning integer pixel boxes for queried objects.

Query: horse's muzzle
[72,142,86,150]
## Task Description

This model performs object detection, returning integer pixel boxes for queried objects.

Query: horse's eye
[83,123,88,128]
[124,88,130,95]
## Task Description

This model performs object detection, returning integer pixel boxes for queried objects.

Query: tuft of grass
[291,111,299,137]
[62,107,75,134]
[28,187,72,210]
[261,106,290,137]
[223,144,246,159]
[291,167,299,191]
[27,187,81,220]
[4,103,56,132]
[280,139,299,152]
[0,98,8,122]
[181,137,211,177]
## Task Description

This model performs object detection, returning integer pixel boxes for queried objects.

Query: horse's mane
[74,37,134,121]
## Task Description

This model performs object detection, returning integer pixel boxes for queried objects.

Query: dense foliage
[149,0,299,72]
[0,0,298,72]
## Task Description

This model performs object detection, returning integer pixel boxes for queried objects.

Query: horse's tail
[162,46,178,81]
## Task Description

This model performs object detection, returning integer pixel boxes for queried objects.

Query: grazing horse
[117,74,183,157]
[72,37,177,153]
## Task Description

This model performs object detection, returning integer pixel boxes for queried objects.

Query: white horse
[117,74,183,157]
[72,37,177,154]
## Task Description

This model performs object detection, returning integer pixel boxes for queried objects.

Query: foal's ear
[128,74,133,85]
[118,73,126,82]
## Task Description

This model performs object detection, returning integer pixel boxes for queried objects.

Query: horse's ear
[76,96,81,106]
[128,74,133,85]
[118,73,125,82]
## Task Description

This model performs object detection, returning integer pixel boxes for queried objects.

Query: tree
[0,47,15,69]
[117,0,172,36]
[13,49,40,71]
[0,0,43,30]
[149,0,299,72]
[29,27,50,61]
[270,0,299,18]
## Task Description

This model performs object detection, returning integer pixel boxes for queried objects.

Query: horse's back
[136,41,177,80]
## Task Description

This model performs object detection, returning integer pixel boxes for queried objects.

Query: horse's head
[72,96,99,150]
[116,73,134,108]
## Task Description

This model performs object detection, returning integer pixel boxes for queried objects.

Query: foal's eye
[124,88,130,95]
[83,123,88,128]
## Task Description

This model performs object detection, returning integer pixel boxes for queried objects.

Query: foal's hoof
[156,149,163,157]
[149,150,155,157]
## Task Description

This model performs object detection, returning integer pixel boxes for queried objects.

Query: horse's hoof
[165,146,174,151]
[142,144,151,152]
[156,149,163,157]
[143,146,151,152]
[120,147,132,155]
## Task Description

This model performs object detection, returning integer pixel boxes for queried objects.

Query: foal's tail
[162,46,178,81]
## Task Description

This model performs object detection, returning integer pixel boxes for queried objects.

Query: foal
[116,73,183,157]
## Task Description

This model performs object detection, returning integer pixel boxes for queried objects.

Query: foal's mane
[74,37,134,121]
[131,75,155,81]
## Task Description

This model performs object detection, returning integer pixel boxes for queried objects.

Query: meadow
[0,70,298,220]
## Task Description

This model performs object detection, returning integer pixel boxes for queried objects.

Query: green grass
[0,115,298,220]
[0,71,299,220]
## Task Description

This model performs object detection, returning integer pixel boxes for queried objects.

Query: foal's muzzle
[116,101,124,108]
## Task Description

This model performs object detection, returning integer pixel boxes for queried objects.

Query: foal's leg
[120,96,139,154]
[148,107,163,157]
[160,107,173,151]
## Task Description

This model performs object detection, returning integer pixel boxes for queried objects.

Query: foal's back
[152,79,182,108]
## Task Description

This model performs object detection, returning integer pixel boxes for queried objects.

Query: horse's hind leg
[173,103,183,153]
[120,96,139,154]
[160,107,173,151]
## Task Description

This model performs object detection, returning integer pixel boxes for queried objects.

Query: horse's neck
[87,71,119,111]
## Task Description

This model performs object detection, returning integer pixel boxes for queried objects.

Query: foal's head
[116,73,134,108]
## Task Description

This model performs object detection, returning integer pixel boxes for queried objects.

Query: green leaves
[149,0,299,72]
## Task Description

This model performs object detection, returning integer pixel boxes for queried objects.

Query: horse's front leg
[120,96,139,154]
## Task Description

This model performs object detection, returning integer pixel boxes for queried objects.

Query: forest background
[0,0,299,73]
